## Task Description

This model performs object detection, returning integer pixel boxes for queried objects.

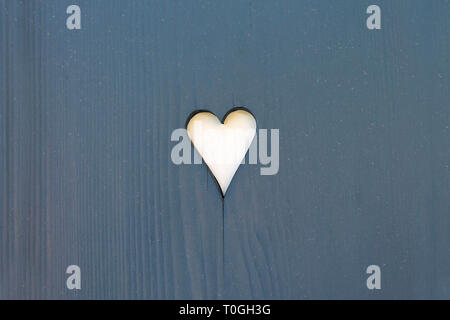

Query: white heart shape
[186,109,256,196]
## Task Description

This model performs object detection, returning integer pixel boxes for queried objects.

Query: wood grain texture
[0,0,449,299]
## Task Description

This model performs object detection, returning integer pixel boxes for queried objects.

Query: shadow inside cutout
[185,106,256,130]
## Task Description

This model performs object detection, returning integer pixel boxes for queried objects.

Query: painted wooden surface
[0,0,449,299]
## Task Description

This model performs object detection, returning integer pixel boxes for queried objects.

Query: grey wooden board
[0,0,449,299]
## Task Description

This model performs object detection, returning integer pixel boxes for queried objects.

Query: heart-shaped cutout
[186,108,256,196]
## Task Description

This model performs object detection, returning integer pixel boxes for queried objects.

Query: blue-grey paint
[0,0,449,299]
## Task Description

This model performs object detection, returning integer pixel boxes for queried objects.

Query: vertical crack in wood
[217,197,225,299]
